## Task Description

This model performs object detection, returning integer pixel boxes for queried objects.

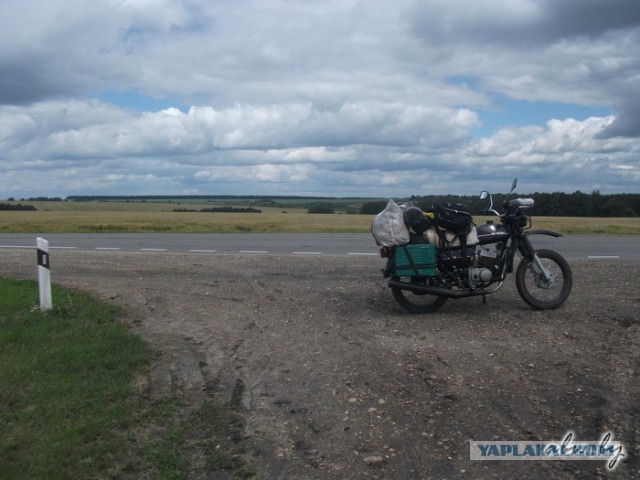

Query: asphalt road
[0,233,638,260]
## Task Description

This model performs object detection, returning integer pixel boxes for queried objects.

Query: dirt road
[1,250,638,479]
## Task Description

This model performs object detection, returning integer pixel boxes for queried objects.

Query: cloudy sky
[1,0,639,198]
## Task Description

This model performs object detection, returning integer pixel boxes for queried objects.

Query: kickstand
[482,294,487,304]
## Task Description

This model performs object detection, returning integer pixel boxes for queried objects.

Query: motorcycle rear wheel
[391,277,448,313]
[516,249,572,309]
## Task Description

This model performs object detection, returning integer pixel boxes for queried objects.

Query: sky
[1,0,639,198]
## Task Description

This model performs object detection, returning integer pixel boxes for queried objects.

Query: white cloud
[0,0,639,197]
[2,100,480,161]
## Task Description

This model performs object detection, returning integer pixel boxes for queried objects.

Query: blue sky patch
[472,97,612,138]
[95,90,188,113]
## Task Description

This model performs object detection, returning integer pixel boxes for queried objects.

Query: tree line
[360,191,640,217]
[173,207,262,213]
[0,203,37,211]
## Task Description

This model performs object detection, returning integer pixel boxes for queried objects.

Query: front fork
[518,235,555,287]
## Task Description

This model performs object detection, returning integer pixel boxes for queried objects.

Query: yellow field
[0,204,374,233]
[1,201,639,234]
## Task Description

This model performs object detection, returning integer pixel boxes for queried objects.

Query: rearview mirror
[511,178,518,191]
[480,191,489,200]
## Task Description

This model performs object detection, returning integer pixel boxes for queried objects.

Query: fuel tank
[476,221,510,245]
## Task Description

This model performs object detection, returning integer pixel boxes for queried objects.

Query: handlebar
[479,206,501,217]
[478,181,532,226]
[479,183,532,218]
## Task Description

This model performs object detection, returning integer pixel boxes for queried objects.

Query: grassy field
[1,200,639,234]
[0,278,253,479]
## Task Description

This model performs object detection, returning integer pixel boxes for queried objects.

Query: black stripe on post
[37,249,50,270]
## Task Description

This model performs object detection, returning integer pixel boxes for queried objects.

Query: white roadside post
[37,237,52,310]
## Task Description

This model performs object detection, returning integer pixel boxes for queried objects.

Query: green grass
[0,278,254,479]
[141,398,254,479]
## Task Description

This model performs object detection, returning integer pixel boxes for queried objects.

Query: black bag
[434,202,472,235]
[403,203,433,235]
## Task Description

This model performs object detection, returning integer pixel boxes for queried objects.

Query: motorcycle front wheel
[515,249,572,309]
[390,277,448,313]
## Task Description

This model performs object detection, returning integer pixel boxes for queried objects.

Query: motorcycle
[381,179,573,313]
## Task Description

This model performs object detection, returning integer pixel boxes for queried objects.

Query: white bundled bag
[371,199,410,247]
[425,226,478,246]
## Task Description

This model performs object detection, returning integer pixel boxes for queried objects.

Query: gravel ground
[1,250,638,479]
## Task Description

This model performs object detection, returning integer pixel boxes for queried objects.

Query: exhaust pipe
[387,278,498,299]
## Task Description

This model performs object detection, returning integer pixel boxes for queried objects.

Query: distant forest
[65,195,342,202]
[173,206,262,213]
[3,191,640,217]
[0,203,37,211]
[360,191,640,217]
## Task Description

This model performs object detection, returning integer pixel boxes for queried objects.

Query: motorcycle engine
[438,243,500,289]
[468,267,492,288]
[438,247,472,269]
[465,242,505,288]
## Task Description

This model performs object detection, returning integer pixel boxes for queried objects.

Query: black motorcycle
[382,179,573,313]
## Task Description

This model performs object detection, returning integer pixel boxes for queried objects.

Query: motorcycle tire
[515,249,572,310]
[391,277,448,313]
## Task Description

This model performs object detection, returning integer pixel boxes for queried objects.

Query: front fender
[525,229,563,238]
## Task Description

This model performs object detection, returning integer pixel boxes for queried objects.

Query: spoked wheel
[516,249,572,309]
[390,276,448,313]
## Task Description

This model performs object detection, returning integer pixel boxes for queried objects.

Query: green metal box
[394,244,437,277]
